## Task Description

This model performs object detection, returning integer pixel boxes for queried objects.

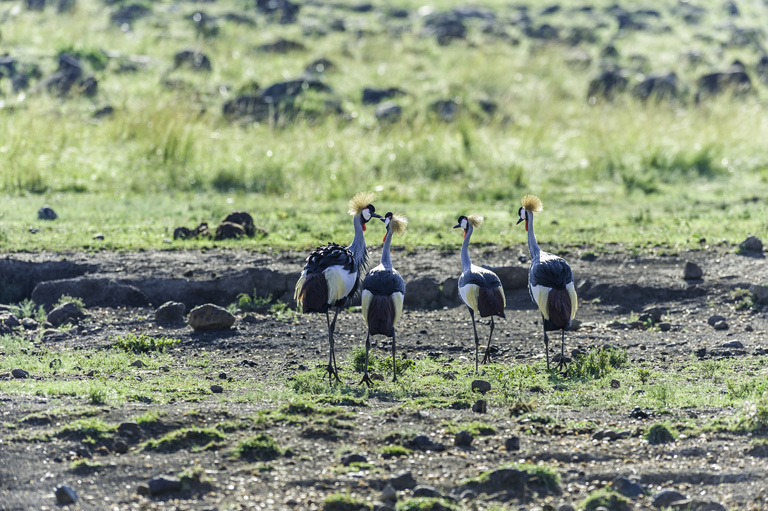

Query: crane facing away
[516,194,578,370]
[454,214,506,372]
[360,212,407,385]
[295,192,381,382]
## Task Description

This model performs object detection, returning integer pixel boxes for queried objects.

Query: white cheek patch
[461,219,467,229]
[362,209,371,221]
[384,218,391,228]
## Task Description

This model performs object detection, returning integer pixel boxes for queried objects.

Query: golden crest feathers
[467,214,484,229]
[390,213,408,236]
[348,191,377,216]
[521,194,543,213]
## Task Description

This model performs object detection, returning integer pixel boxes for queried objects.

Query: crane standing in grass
[295,192,381,383]
[360,212,407,385]
[454,214,506,372]
[516,194,578,370]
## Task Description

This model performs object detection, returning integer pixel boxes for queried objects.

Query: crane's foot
[326,364,341,384]
[481,351,492,365]
[359,373,374,387]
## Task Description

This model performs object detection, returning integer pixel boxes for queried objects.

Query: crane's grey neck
[460,225,473,272]
[381,228,393,270]
[527,212,541,261]
[348,214,368,270]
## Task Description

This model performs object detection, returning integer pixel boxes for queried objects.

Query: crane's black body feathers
[529,255,573,291]
[478,287,506,318]
[363,266,405,296]
[459,268,502,290]
[543,288,572,331]
[303,242,357,274]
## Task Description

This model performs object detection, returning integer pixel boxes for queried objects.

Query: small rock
[381,484,397,503]
[610,379,620,388]
[505,436,520,451]
[21,317,39,330]
[113,440,129,454]
[93,233,105,240]
[341,454,367,466]
[713,320,729,331]
[722,340,744,349]
[118,422,141,436]
[652,490,688,508]
[707,315,726,326]
[135,484,150,496]
[389,471,417,490]
[749,284,768,305]
[47,302,85,327]
[154,301,186,324]
[471,379,491,394]
[411,435,445,451]
[11,368,29,379]
[219,372,227,379]
[695,501,727,511]
[629,406,649,419]
[130,360,146,368]
[55,485,78,504]
[210,384,224,394]
[557,506,576,511]
[642,307,664,323]
[148,475,182,495]
[472,399,487,413]
[738,235,763,254]
[454,430,473,447]
[413,485,442,498]
[38,205,57,220]
[593,429,619,441]
[613,476,644,498]
[187,304,236,331]
[683,261,703,280]
[658,322,672,332]
[375,101,402,121]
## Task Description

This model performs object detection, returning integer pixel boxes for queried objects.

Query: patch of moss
[581,488,631,511]
[143,427,225,452]
[646,423,677,445]
[231,434,282,461]
[379,445,412,458]
[323,492,372,511]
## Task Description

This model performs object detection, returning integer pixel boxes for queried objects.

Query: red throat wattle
[362,224,366,232]
[463,230,467,239]
[525,219,529,232]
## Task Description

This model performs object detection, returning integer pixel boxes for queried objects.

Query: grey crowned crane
[360,212,407,385]
[454,214,506,372]
[516,194,578,370]
[294,192,382,382]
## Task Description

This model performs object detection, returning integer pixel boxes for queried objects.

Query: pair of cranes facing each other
[295,192,578,385]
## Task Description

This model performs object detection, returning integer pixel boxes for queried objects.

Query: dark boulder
[260,78,331,103]
[31,278,149,309]
[696,62,752,100]
[215,222,246,241]
[256,0,300,24]
[222,211,256,236]
[362,87,405,105]
[429,99,459,122]
[47,302,85,327]
[587,66,628,100]
[632,72,679,101]
[173,49,212,72]
[423,12,466,45]
[375,102,402,122]
[110,3,151,25]
[154,301,186,324]
[257,38,305,53]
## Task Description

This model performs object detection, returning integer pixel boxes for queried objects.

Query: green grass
[323,492,372,511]
[113,333,181,354]
[396,498,458,511]
[142,427,226,452]
[379,445,412,458]
[646,423,677,445]
[231,434,283,461]
[581,488,631,511]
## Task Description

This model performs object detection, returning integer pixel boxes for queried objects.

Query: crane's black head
[382,212,393,241]
[516,207,531,231]
[453,215,468,238]
[361,204,382,231]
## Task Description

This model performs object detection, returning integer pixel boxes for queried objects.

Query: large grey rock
[749,284,768,305]
[32,278,149,309]
[652,490,688,508]
[389,471,417,490]
[187,304,235,331]
[147,476,182,495]
[739,235,763,254]
[613,476,644,498]
[47,302,85,327]
[55,485,78,504]
[154,301,186,323]
[683,261,703,280]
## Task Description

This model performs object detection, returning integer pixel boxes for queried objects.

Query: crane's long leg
[556,329,567,371]
[481,317,495,365]
[326,307,342,383]
[543,319,550,370]
[469,308,479,373]
[359,331,373,386]
[391,328,398,383]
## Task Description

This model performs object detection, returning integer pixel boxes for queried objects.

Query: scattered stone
[341,454,367,466]
[738,235,763,254]
[471,379,491,394]
[47,302,85,327]
[557,505,576,511]
[696,64,752,100]
[187,304,236,331]
[713,320,729,331]
[613,476,644,498]
[215,221,246,240]
[423,12,467,45]
[11,368,29,379]
[93,233,105,240]
[147,475,182,495]
[683,261,703,280]
[707,315,726,326]
[130,360,146,368]
[633,72,679,101]
[505,436,520,451]
[375,102,402,122]
[174,222,209,240]
[389,471,417,490]
[118,422,141,437]
[37,205,57,220]
[413,485,442,498]
[592,429,620,441]
[21,317,39,330]
[55,485,78,504]
[629,406,649,419]
[113,440,129,453]
[610,379,620,389]
[695,501,727,511]
[658,322,672,332]
[587,66,628,100]
[411,435,445,452]
[154,301,186,324]
[472,399,487,414]
[173,49,212,72]
[652,490,688,509]
[749,284,768,305]
[362,87,405,105]
[722,340,744,349]
[381,484,397,503]
[429,99,459,122]
[210,384,224,393]
[454,430,473,447]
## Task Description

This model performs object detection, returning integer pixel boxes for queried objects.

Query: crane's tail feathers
[366,294,396,336]
[547,288,572,330]
[478,286,506,318]
[532,285,550,320]
[567,283,578,319]
[298,273,328,312]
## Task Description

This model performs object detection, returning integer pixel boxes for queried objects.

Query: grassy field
[1,0,767,251]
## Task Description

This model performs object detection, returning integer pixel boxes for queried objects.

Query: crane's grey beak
[371,213,382,219]
[516,218,524,225]
[379,216,386,223]
[453,224,461,229]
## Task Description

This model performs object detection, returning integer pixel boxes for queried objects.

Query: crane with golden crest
[454,214,506,372]
[360,212,407,385]
[295,192,382,382]
[516,194,578,370]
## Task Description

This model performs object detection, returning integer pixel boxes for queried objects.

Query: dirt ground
[1,245,768,511]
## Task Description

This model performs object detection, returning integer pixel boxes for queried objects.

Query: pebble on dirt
[154,301,186,324]
[37,205,57,220]
[187,303,236,331]
[472,399,487,413]
[11,368,29,379]
[54,485,78,504]
[47,302,85,327]
[612,476,645,498]
[210,384,224,393]
[389,471,417,490]
[147,475,183,495]
[683,261,703,280]
[738,235,763,254]
[652,489,688,508]
[455,430,474,447]
[505,436,521,451]
[471,379,491,394]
